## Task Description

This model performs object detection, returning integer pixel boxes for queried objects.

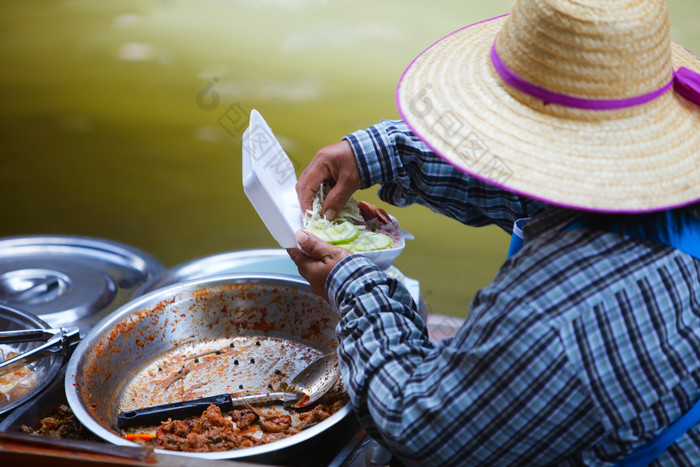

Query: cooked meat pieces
[152,394,348,453]
[156,405,266,452]
[258,412,292,433]
[298,398,346,427]
[230,408,257,430]
[21,404,98,441]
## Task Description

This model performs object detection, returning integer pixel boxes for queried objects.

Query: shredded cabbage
[303,183,365,232]
[303,183,395,251]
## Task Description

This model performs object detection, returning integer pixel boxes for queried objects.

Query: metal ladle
[117,352,340,429]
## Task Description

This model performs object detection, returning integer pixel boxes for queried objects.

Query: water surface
[2,0,698,317]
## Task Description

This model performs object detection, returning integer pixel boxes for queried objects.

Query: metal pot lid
[0,304,64,416]
[138,248,425,319]
[0,235,164,331]
[137,249,299,295]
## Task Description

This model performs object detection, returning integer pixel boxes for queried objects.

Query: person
[286,0,700,464]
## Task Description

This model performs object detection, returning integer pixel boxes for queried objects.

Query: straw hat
[396,0,700,213]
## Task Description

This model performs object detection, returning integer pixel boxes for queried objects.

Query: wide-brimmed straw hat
[396,0,700,213]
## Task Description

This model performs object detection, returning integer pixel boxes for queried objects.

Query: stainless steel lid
[0,304,65,415]
[138,248,426,320]
[137,249,300,295]
[0,235,164,332]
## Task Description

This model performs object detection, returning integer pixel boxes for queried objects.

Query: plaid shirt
[327,119,700,466]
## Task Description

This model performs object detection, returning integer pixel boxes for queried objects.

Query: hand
[287,231,352,300]
[297,140,361,220]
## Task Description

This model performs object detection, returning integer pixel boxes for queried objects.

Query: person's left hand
[287,230,352,300]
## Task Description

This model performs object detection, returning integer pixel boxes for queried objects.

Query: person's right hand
[296,140,361,220]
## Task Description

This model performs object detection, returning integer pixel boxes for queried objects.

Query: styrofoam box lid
[242,109,302,249]
[242,110,408,269]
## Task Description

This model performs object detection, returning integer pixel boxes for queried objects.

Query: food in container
[242,109,411,269]
[20,403,98,441]
[115,333,348,452]
[122,394,348,452]
[303,183,402,253]
[0,351,39,406]
[0,306,69,417]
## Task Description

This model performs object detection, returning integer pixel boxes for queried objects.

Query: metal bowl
[0,304,65,416]
[65,273,351,461]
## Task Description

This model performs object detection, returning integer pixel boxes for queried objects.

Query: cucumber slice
[306,221,359,245]
[340,232,392,252]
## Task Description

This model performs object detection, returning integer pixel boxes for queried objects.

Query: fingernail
[325,208,336,220]
[296,230,308,243]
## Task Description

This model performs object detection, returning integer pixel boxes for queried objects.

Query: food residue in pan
[116,334,349,452]
[119,335,319,409]
[0,349,40,406]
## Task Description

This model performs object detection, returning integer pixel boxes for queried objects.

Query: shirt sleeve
[327,254,602,466]
[343,119,545,233]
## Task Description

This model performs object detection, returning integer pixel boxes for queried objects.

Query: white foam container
[242,110,409,270]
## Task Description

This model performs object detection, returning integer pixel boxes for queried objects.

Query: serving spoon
[117,352,340,429]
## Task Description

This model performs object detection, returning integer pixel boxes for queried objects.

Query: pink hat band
[490,40,700,110]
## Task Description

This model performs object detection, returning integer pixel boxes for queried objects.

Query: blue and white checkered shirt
[327,119,700,466]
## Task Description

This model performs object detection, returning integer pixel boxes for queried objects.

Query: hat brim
[396,15,700,213]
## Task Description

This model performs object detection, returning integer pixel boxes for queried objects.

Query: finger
[322,176,358,220]
[296,230,326,260]
[297,163,332,213]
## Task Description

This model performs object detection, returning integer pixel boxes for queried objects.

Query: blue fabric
[328,119,700,466]
[584,212,700,467]
[509,211,700,466]
[615,396,700,466]
[566,210,700,261]
[510,211,700,261]
[506,217,531,259]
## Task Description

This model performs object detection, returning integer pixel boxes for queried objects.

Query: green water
[2,0,699,318]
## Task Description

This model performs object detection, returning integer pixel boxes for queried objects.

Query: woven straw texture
[397,0,700,213]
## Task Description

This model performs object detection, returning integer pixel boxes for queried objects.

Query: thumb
[296,230,333,261]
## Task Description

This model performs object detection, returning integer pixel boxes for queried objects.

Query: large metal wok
[65,273,351,461]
